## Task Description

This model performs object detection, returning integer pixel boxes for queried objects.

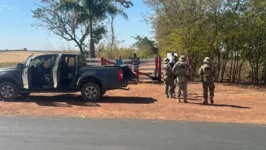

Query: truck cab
[0,54,132,102]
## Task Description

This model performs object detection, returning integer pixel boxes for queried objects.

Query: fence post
[101,57,107,66]
[100,57,104,66]
[187,56,191,65]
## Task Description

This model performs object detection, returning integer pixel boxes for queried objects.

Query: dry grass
[0,51,48,63]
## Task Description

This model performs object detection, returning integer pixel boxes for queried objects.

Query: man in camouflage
[172,55,190,103]
[169,54,178,96]
[199,57,215,105]
[161,58,174,98]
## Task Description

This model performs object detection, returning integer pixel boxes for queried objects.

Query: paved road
[0,116,265,150]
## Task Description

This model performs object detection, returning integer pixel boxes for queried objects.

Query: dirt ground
[0,82,266,124]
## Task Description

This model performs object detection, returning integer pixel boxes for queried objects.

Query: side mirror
[17,63,24,69]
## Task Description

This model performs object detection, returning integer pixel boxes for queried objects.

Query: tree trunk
[77,44,85,55]
[220,54,229,82]
[89,6,95,58]
[255,63,259,84]
[250,61,254,84]
[237,62,244,83]
[216,53,221,82]
[110,16,115,52]
[229,55,234,82]
[264,62,266,85]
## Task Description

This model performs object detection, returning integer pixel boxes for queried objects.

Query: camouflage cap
[179,55,186,62]
[203,57,211,63]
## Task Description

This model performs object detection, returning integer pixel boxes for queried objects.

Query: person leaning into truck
[131,53,140,83]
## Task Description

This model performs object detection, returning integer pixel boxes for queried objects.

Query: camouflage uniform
[172,55,190,103]
[169,55,178,96]
[199,57,215,105]
[161,58,174,98]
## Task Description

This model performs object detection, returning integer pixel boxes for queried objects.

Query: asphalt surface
[0,116,266,150]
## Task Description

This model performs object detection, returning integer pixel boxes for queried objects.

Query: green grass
[0,62,20,68]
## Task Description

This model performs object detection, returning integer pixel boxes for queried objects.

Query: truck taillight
[118,69,123,81]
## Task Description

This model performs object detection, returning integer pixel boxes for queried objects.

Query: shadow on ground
[9,94,157,107]
[187,101,251,109]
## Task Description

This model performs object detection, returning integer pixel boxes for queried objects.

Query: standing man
[116,55,123,66]
[169,53,178,68]
[169,53,178,96]
[161,58,174,98]
[172,55,190,103]
[199,57,215,105]
[131,53,140,83]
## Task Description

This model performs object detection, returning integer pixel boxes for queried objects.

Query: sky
[0,0,153,51]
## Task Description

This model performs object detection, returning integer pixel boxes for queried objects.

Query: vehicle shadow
[11,94,157,107]
[100,96,157,104]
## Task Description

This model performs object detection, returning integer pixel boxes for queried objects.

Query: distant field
[0,51,78,63]
[0,51,49,63]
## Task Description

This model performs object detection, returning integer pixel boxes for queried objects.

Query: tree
[133,35,158,58]
[33,0,90,54]
[144,0,266,84]
[33,0,132,57]
[107,3,129,51]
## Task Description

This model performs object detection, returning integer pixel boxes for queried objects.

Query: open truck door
[22,54,34,89]
[52,54,62,88]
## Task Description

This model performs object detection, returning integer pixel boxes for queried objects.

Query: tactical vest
[176,62,188,77]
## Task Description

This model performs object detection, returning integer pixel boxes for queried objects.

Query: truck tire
[81,82,101,102]
[0,82,18,101]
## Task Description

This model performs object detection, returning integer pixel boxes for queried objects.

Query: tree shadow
[10,94,156,107]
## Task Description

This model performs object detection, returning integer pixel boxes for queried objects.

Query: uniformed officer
[199,57,215,105]
[172,55,190,103]
[161,58,174,98]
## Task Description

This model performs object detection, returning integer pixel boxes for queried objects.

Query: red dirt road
[0,82,266,124]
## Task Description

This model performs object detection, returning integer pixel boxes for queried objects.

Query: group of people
[116,53,140,82]
[162,53,215,105]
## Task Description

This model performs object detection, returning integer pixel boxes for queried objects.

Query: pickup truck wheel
[0,82,18,101]
[81,83,101,102]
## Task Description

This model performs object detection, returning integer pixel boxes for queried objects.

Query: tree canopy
[33,0,133,57]
[144,0,266,84]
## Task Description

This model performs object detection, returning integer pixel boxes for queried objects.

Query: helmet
[203,57,211,63]
[164,58,170,63]
[179,55,186,62]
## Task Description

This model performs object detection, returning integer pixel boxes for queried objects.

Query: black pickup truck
[0,54,133,101]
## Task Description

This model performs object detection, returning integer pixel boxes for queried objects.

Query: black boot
[202,99,208,105]
[184,97,188,103]
[210,97,214,104]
